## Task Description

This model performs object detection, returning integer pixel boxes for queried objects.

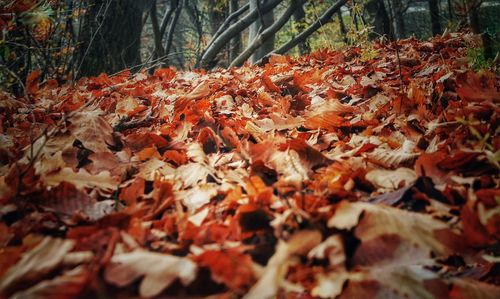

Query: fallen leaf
[367,140,419,168]
[196,248,255,292]
[176,183,219,212]
[44,167,119,194]
[68,110,115,153]
[9,266,89,299]
[365,167,417,189]
[0,237,74,294]
[244,230,321,299]
[104,250,197,298]
[328,201,460,266]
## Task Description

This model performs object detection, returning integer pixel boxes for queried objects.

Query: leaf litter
[0,33,499,298]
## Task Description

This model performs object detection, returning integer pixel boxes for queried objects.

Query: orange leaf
[196,248,255,291]
[456,71,500,103]
[26,70,41,95]
[262,73,281,93]
[137,146,160,161]
[304,111,346,130]
[119,178,145,206]
[126,105,147,117]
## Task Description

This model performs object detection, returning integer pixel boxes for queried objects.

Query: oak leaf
[68,110,115,153]
[44,167,119,194]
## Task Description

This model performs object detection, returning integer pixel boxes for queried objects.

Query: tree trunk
[150,0,165,62]
[351,0,360,31]
[365,0,392,39]
[294,2,310,54]
[428,0,442,36]
[231,0,302,67]
[447,0,454,20]
[208,1,226,36]
[229,0,242,63]
[164,0,184,65]
[465,1,493,60]
[337,10,348,44]
[388,0,405,38]
[467,3,480,34]
[249,0,275,63]
[76,0,144,78]
[200,0,283,69]
[185,2,204,65]
[379,0,392,38]
[272,0,348,55]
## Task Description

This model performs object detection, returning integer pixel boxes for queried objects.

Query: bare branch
[160,0,177,38]
[164,0,184,64]
[150,0,165,60]
[272,0,348,55]
[230,0,304,67]
[202,3,250,58]
[200,0,284,69]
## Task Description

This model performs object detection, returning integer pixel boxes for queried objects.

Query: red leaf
[26,70,41,95]
[196,249,255,291]
[456,71,500,103]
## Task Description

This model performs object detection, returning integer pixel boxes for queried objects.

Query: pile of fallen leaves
[1,32,499,298]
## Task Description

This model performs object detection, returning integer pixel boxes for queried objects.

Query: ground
[0,32,499,298]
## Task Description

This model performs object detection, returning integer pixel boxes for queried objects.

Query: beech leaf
[104,250,197,298]
[0,237,74,293]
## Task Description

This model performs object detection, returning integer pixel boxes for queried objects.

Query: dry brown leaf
[244,230,321,299]
[176,183,219,212]
[104,250,197,298]
[269,149,308,188]
[68,110,115,153]
[367,140,419,168]
[328,201,460,266]
[9,266,89,299]
[44,167,119,194]
[0,237,74,294]
[365,167,417,190]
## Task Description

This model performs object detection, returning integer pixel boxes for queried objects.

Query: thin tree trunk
[204,3,249,55]
[351,0,360,31]
[231,0,303,67]
[249,0,260,42]
[229,0,242,63]
[249,0,276,63]
[447,0,453,20]
[337,10,348,44]
[364,0,391,39]
[293,2,310,54]
[150,0,165,62]
[388,0,405,38]
[76,0,143,78]
[466,2,480,34]
[200,0,284,69]
[378,0,392,38]
[164,0,184,65]
[160,0,177,38]
[272,0,348,55]
[208,2,226,36]
[428,0,442,36]
[186,2,204,65]
[466,1,493,60]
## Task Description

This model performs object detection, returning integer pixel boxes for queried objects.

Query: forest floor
[0,32,499,299]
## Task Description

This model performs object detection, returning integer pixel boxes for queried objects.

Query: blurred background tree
[1,0,499,95]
